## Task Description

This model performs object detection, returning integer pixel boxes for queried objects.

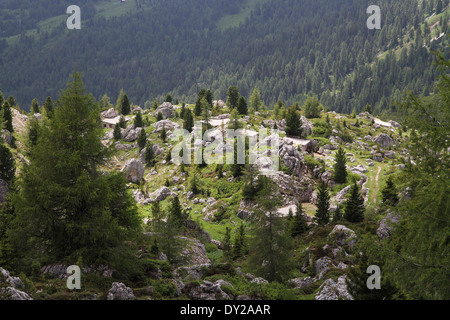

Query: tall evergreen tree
[250,87,262,112]
[116,88,125,110]
[137,128,147,151]
[247,176,294,282]
[333,147,347,184]
[237,96,248,115]
[227,86,240,109]
[168,195,184,230]
[2,101,13,133]
[285,105,303,137]
[183,108,194,132]
[344,182,365,223]
[0,143,15,183]
[304,96,321,118]
[31,98,40,114]
[161,125,167,142]
[120,94,131,115]
[381,176,399,206]
[222,227,232,262]
[314,181,330,225]
[233,223,246,260]
[134,111,143,128]
[9,73,141,267]
[43,96,54,119]
[144,141,155,166]
[113,123,122,140]
[291,202,309,237]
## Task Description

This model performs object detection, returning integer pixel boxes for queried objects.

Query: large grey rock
[389,120,401,128]
[0,267,23,288]
[152,120,180,133]
[0,287,33,300]
[329,225,357,248]
[122,126,142,142]
[107,282,135,300]
[315,257,332,279]
[148,186,177,202]
[153,102,175,119]
[121,158,145,183]
[377,212,401,239]
[101,108,119,119]
[180,238,211,265]
[315,275,353,300]
[300,116,314,136]
[373,133,394,149]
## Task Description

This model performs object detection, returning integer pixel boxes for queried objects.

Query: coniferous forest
[0,0,448,306]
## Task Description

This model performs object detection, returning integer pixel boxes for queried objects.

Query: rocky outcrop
[121,158,145,183]
[174,264,211,281]
[315,275,353,300]
[0,267,32,300]
[187,280,232,300]
[300,116,313,136]
[153,102,175,119]
[315,257,332,280]
[152,120,180,133]
[288,277,314,289]
[101,108,119,119]
[180,238,211,266]
[121,125,143,142]
[373,133,394,149]
[148,186,177,202]
[328,225,357,248]
[377,211,401,239]
[107,282,136,300]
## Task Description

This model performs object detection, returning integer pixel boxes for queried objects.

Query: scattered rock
[315,275,353,300]
[373,133,394,149]
[153,102,175,119]
[101,108,119,119]
[328,225,357,248]
[148,186,177,202]
[107,282,136,300]
[121,158,145,183]
[377,211,401,239]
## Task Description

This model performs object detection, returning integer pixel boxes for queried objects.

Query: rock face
[328,225,357,248]
[153,102,175,119]
[315,257,332,279]
[175,264,211,281]
[121,125,143,142]
[279,138,308,177]
[0,267,32,300]
[373,133,394,149]
[107,282,136,300]
[377,211,401,239]
[180,238,211,265]
[101,108,119,119]
[121,158,145,183]
[300,116,314,136]
[315,275,353,300]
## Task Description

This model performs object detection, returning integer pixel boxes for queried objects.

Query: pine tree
[237,96,248,115]
[247,176,294,282]
[25,116,41,156]
[344,182,365,223]
[381,176,399,206]
[100,93,113,110]
[205,89,213,107]
[2,101,13,133]
[285,105,303,137]
[31,98,40,114]
[113,124,122,140]
[165,94,173,103]
[116,88,125,110]
[201,97,210,127]
[42,96,54,118]
[304,96,321,118]
[118,116,127,129]
[222,227,232,261]
[250,87,262,112]
[230,138,245,178]
[137,128,147,151]
[0,143,15,182]
[233,223,246,259]
[291,202,309,237]
[169,196,184,231]
[155,205,185,264]
[120,94,131,115]
[134,111,143,128]
[183,108,194,132]
[9,72,141,267]
[144,141,155,166]
[314,181,330,225]
[227,86,240,109]
[333,147,347,184]
[156,112,163,122]
[228,108,242,130]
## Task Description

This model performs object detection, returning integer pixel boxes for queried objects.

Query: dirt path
[373,166,382,203]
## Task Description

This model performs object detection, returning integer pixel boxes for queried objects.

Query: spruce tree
[116,88,125,110]
[233,223,246,259]
[285,105,303,137]
[156,112,163,122]
[381,176,399,206]
[134,111,143,128]
[304,96,321,118]
[3,101,13,133]
[31,98,40,114]
[344,182,365,223]
[113,124,122,140]
[43,96,54,119]
[120,94,131,115]
[227,86,240,109]
[0,143,15,183]
[247,176,294,281]
[291,202,309,237]
[144,142,155,166]
[9,72,141,267]
[333,205,342,223]
[25,116,41,155]
[230,138,245,178]
[333,147,347,184]
[118,116,127,128]
[165,94,172,103]
[222,227,232,262]
[314,181,330,225]
[237,96,248,115]
[250,87,262,112]
[137,128,147,151]
[183,108,194,132]
[161,125,167,142]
